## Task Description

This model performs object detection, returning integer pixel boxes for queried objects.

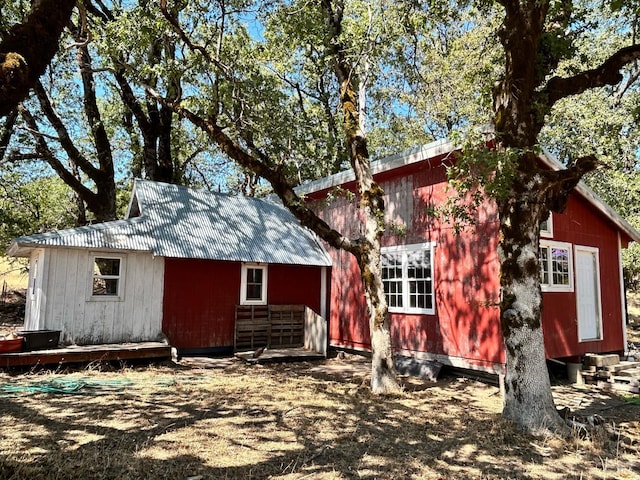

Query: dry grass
[0,357,638,480]
[0,257,27,338]
[0,256,28,291]
[0,259,638,478]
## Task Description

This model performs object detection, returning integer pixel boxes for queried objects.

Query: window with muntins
[241,264,267,305]
[382,243,435,314]
[382,252,403,308]
[539,241,573,292]
[92,257,122,296]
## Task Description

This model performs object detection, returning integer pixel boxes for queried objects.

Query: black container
[20,330,61,351]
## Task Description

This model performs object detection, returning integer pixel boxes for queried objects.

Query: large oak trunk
[497,173,568,434]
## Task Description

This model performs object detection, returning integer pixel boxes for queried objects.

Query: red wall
[311,155,626,368]
[315,159,505,369]
[541,195,625,358]
[162,258,325,350]
[163,258,240,349]
[268,264,323,314]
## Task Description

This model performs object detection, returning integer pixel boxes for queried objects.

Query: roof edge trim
[540,149,640,243]
[297,138,455,195]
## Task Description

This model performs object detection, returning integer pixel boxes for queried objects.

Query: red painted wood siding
[314,159,505,368]
[311,154,626,367]
[163,258,240,349]
[267,264,323,314]
[163,258,326,349]
[541,195,624,358]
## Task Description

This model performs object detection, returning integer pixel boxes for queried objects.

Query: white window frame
[89,254,125,300]
[382,242,436,315]
[240,263,268,305]
[540,214,553,238]
[539,240,573,292]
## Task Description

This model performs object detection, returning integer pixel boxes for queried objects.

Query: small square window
[539,241,573,292]
[92,257,122,296]
[540,214,553,238]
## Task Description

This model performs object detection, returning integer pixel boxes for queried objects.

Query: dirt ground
[0,274,639,479]
[0,356,638,480]
[627,292,640,345]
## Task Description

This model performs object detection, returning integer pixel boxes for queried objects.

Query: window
[240,264,267,305]
[91,256,123,297]
[539,241,573,292]
[382,252,403,309]
[381,243,435,314]
[540,214,553,238]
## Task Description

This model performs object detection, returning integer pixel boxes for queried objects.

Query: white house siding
[33,247,164,345]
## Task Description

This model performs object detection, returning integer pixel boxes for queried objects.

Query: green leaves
[0,173,79,249]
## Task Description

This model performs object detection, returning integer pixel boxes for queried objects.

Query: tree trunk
[154,0,401,394]
[357,246,399,393]
[496,169,568,434]
[320,0,400,394]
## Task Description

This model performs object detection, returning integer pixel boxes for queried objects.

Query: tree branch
[145,86,355,253]
[18,105,98,203]
[0,109,18,162]
[0,0,76,117]
[33,81,101,178]
[158,0,232,77]
[543,44,640,107]
[541,154,601,213]
[71,24,114,182]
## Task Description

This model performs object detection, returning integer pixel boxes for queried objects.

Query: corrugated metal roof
[8,180,332,267]
[7,217,154,255]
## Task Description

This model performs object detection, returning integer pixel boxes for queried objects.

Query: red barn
[298,140,640,374]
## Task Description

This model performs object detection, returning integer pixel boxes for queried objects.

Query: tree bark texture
[0,0,76,117]
[321,0,400,393]
[492,0,638,434]
[496,163,567,434]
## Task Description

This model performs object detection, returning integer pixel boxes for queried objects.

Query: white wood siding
[25,249,46,330]
[37,248,164,345]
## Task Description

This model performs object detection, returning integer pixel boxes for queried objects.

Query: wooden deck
[235,347,325,364]
[0,342,172,368]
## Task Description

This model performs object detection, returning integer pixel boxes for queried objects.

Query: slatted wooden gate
[234,305,305,351]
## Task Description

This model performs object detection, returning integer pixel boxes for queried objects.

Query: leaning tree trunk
[321,0,400,393]
[356,244,399,393]
[344,97,400,393]
[496,168,568,435]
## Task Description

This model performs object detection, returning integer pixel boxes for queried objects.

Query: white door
[575,246,602,342]
[25,249,44,330]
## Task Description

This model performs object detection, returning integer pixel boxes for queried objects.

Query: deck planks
[0,342,171,368]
